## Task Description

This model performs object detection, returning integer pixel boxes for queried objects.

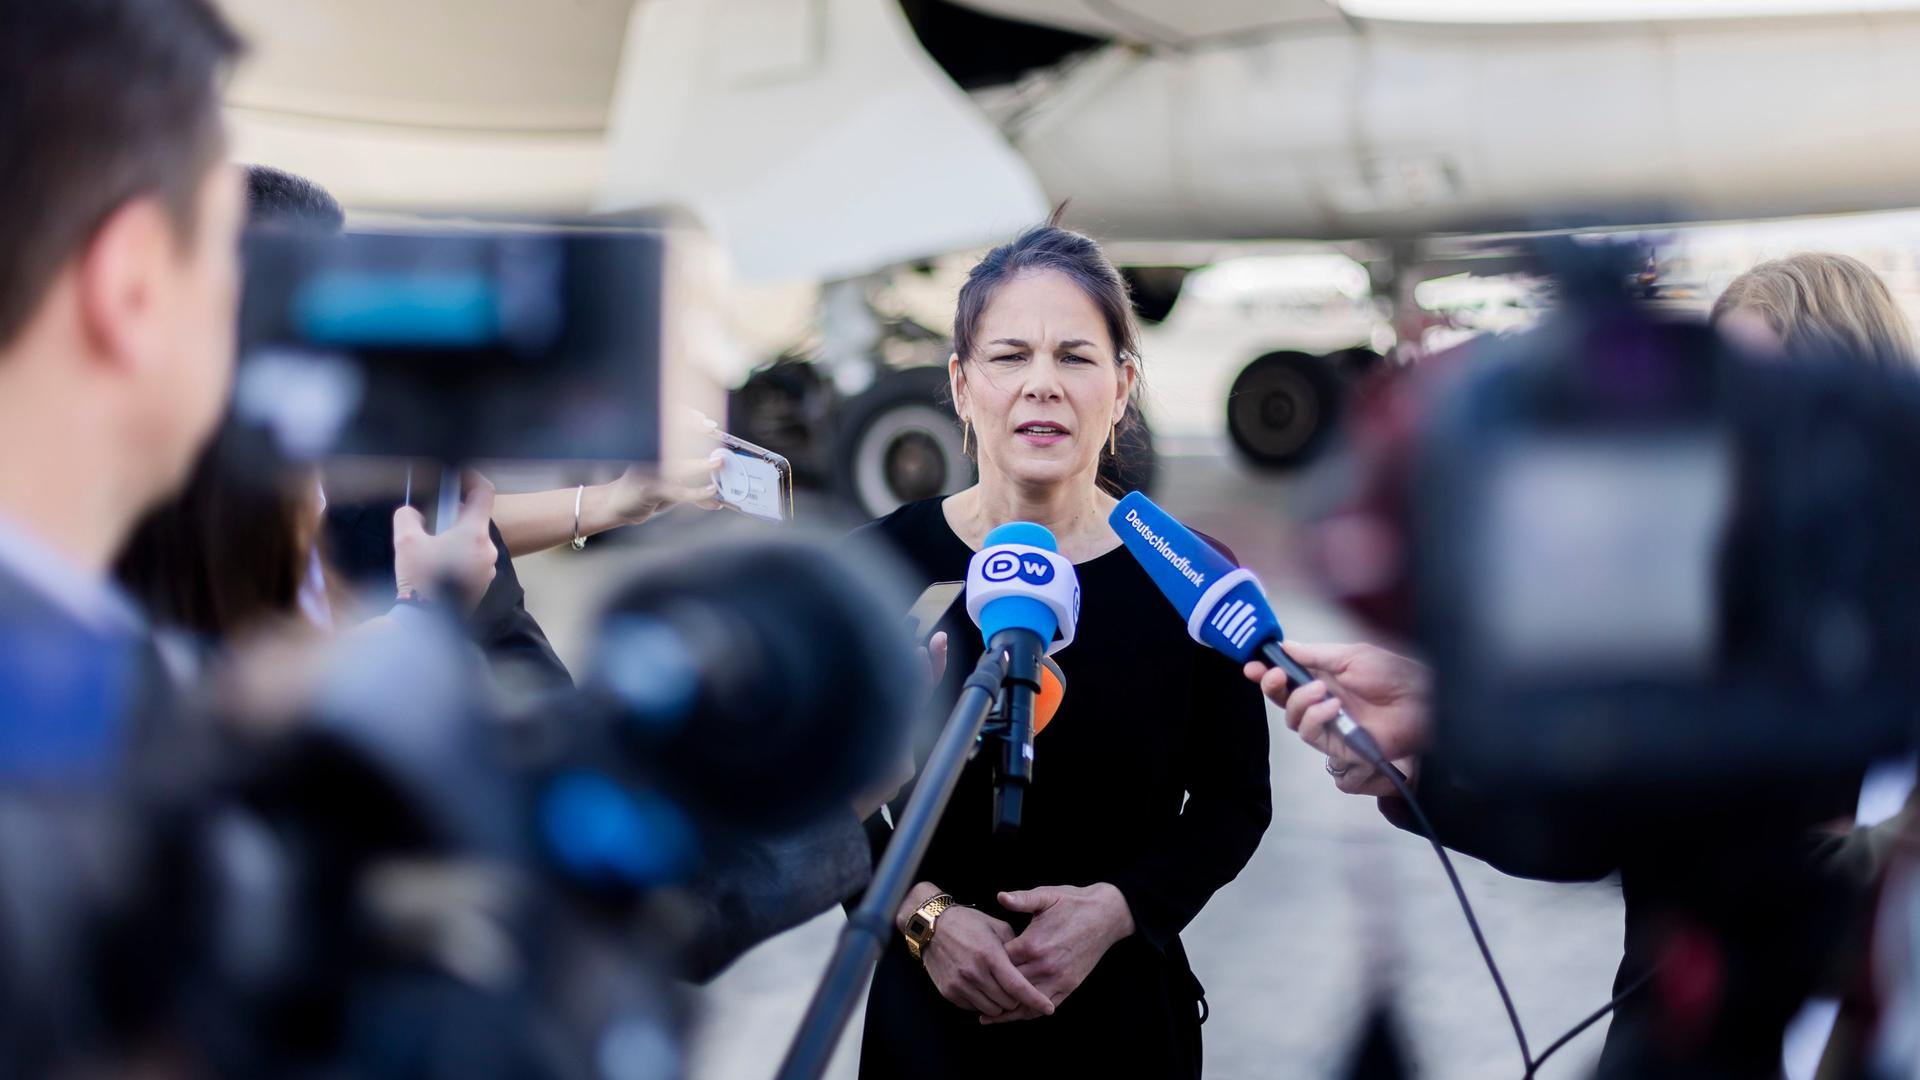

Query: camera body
[235,229,665,464]
[1406,271,1920,807]
[0,529,919,1077]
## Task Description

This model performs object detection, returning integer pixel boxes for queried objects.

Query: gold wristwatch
[903,892,955,962]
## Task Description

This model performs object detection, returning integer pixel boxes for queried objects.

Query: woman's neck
[945,472,1119,562]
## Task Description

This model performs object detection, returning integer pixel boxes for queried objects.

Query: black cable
[1336,721,1646,1079]
[1369,744,1533,1073]
[1524,969,1655,1078]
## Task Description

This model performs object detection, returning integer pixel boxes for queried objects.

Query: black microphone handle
[990,627,1045,836]
[1257,639,1405,781]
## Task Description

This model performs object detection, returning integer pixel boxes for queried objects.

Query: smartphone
[905,582,964,644]
[706,426,794,522]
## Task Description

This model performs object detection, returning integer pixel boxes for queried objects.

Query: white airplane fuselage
[225,0,1920,280]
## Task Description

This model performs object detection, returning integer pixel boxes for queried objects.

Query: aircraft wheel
[1226,350,1343,470]
[833,367,973,519]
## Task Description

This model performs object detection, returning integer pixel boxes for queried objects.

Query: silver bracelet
[570,484,587,551]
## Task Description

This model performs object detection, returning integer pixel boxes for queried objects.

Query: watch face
[907,914,930,937]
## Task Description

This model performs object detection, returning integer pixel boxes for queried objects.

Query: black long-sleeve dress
[854,497,1272,1078]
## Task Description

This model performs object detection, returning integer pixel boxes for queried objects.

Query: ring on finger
[1325,757,1350,779]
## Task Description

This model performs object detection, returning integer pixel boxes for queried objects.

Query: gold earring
[962,418,972,456]
[1109,422,1119,456]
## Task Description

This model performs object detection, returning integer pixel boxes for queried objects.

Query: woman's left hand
[982,883,1136,1024]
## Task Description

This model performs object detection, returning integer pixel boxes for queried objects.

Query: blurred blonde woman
[1712,251,1915,365]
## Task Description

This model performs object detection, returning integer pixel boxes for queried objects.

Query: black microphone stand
[774,645,1012,1080]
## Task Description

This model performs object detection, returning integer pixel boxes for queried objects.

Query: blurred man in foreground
[0,0,243,654]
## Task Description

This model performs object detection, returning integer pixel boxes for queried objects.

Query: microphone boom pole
[774,645,1010,1080]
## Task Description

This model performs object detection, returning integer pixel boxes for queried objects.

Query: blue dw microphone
[966,522,1079,834]
[1109,491,1397,774]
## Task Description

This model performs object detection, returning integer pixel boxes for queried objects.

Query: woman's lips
[1015,423,1071,447]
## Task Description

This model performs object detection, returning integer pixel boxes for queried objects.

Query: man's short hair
[0,0,243,348]
[245,164,346,233]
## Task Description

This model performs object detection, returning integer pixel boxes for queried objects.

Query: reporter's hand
[1243,642,1430,797]
[918,905,1054,1020]
[392,474,497,612]
[603,459,723,525]
[922,630,949,692]
[988,883,1134,1023]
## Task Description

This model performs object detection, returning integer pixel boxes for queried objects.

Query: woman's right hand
[921,905,1055,1020]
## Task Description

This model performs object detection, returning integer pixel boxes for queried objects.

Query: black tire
[1225,350,1344,471]
[728,358,831,485]
[832,367,974,519]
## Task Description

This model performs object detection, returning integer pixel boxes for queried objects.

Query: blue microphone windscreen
[1195,577,1282,663]
[984,521,1058,552]
[969,522,1075,649]
[1110,491,1282,662]
[1110,492,1235,620]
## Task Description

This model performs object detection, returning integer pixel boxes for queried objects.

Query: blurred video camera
[233,228,664,464]
[1319,243,1920,808]
[0,531,918,1078]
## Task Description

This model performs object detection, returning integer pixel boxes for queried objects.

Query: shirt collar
[0,511,146,638]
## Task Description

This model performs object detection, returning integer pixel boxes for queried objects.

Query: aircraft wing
[221,0,629,214]
[597,0,1051,283]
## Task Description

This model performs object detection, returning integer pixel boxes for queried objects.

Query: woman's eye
[1062,354,1092,365]
[990,353,1025,363]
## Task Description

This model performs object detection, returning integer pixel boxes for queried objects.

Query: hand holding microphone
[1244,642,1431,797]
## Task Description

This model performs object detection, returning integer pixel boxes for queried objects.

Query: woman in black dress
[854,220,1273,1077]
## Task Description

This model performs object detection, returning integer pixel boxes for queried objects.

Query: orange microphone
[1034,654,1066,735]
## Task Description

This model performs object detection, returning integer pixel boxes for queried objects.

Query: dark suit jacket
[322,502,572,693]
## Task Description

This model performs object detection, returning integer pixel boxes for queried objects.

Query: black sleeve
[1376,756,1620,883]
[322,502,573,691]
[1106,652,1274,951]
[676,810,874,982]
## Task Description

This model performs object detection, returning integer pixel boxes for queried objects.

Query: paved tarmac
[514,445,1625,1080]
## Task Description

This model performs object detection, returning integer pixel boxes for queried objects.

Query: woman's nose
[1023,359,1064,400]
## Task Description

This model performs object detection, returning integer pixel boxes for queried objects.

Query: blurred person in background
[854,218,1272,1078]
[205,166,878,985]
[133,164,721,693]
[1712,251,1915,365]
[1244,250,1915,1077]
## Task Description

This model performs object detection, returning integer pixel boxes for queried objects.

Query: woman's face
[951,269,1134,493]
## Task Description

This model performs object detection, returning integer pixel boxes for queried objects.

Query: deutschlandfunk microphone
[1108,491,1395,775]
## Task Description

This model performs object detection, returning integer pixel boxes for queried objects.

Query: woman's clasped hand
[914,883,1135,1024]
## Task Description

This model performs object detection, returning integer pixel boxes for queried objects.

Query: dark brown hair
[115,424,313,639]
[0,0,242,347]
[953,212,1143,372]
[245,164,346,232]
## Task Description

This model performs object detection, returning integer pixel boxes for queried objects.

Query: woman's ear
[1114,360,1137,423]
[948,352,967,420]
